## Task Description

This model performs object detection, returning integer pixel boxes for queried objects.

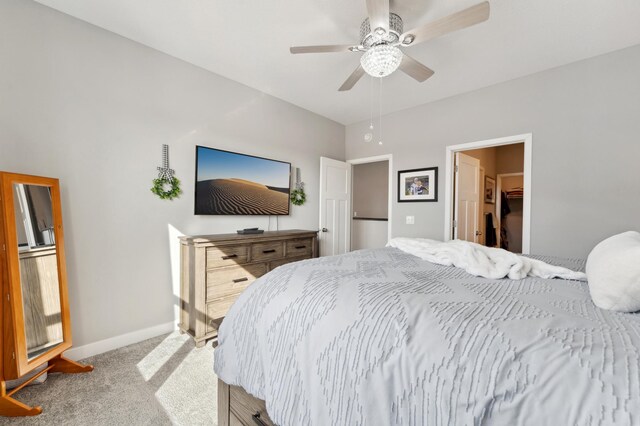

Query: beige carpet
[1,332,217,425]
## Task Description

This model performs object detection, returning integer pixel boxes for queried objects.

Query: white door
[454,152,481,242]
[319,157,351,256]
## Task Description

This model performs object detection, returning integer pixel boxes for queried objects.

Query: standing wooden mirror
[0,172,92,417]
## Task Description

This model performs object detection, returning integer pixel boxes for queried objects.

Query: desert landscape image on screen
[195,147,291,215]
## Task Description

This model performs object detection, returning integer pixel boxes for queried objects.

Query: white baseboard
[64,321,177,361]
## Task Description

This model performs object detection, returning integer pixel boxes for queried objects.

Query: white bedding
[587,231,640,312]
[214,248,639,425]
[388,237,587,281]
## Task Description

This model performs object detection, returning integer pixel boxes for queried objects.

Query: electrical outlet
[406,216,415,225]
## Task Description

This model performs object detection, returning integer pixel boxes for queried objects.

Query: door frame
[496,172,524,248]
[444,133,532,254]
[347,154,393,246]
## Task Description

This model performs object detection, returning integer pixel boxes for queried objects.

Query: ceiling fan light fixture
[360,44,403,77]
[402,34,415,45]
[360,14,403,49]
[290,1,491,91]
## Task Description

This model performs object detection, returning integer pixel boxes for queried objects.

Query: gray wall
[351,220,388,251]
[346,44,640,258]
[496,144,525,175]
[352,161,389,219]
[351,161,389,251]
[0,0,344,347]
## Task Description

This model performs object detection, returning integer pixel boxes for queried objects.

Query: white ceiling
[34,0,640,125]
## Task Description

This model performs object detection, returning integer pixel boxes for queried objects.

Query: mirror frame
[0,172,72,378]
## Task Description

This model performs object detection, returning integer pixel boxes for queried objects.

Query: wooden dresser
[179,230,318,347]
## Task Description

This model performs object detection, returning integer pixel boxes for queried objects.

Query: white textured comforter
[214,248,640,426]
[388,237,587,281]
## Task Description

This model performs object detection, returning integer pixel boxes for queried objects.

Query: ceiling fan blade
[400,1,490,46]
[338,65,366,91]
[366,0,390,33]
[290,45,357,54]
[399,54,435,82]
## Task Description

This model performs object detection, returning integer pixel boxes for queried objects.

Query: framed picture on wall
[398,167,438,202]
[485,176,496,204]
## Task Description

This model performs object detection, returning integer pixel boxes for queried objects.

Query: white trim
[347,154,393,245]
[64,321,176,361]
[444,133,532,254]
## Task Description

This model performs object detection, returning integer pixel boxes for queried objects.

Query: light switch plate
[406,216,415,225]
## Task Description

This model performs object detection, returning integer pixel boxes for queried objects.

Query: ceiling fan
[290,0,490,91]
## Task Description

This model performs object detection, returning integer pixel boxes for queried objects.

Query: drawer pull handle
[221,254,238,260]
[233,277,248,283]
[294,245,306,249]
[262,249,277,254]
[252,412,268,426]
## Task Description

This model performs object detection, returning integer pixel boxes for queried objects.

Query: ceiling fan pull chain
[369,75,374,130]
[378,77,383,145]
[364,76,375,143]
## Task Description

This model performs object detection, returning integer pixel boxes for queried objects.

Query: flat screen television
[194,146,291,215]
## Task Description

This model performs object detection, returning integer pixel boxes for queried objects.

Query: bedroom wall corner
[346,44,640,258]
[0,0,345,354]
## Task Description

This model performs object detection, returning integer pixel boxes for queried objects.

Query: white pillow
[586,231,640,312]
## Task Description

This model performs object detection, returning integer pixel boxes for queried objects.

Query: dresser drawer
[206,263,267,301]
[229,412,244,426]
[286,238,313,257]
[250,241,284,262]
[206,296,237,331]
[207,245,249,269]
[229,384,275,426]
[181,231,318,347]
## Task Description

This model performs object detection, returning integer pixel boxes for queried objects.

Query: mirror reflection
[13,183,63,360]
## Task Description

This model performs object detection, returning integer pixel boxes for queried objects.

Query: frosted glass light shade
[360,45,403,77]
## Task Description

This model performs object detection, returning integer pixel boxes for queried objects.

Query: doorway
[444,134,532,254]
[318,155,392,256]
[349,155,392,250]
[496,173,524,252]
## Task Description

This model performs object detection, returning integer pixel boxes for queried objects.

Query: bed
[214,247,640,425]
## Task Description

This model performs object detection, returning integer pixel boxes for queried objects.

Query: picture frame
[485,176,496,204]
[398,167,438,202]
